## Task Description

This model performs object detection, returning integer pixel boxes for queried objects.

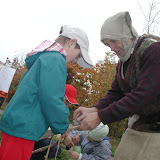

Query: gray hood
[101,11,139,62]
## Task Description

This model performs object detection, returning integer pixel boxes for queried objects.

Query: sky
[0,0,156,65]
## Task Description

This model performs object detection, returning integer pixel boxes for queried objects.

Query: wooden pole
[32,142,57,155]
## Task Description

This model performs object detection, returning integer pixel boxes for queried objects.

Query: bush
[108,119,128,138]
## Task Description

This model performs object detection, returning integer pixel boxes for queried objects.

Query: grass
[108,136,121,156]
[50,148,69,160]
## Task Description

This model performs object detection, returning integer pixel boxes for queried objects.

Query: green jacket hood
[25,52,44,70]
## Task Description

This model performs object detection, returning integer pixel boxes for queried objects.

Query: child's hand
[69,151,80,159]
[63,136,74,148]
[61,126,70,139]
[71,135,80,145]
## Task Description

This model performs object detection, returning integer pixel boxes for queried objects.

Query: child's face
[65,39,81,64]
[86,135,94,141]
[64,96,72,107]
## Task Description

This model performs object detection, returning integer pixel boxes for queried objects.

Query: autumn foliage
[1,52,126,138]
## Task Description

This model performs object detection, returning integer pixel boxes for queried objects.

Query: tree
[137,0,160,34]
[0,56,27,102]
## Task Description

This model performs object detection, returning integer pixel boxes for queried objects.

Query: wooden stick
[54,135,62,160]
[45,136,54,160]
[32,142,57,155]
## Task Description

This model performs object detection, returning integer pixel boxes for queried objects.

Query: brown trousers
[114,128,160,160]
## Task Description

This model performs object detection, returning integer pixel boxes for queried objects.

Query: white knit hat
[60,25,93,68]
[88,122,109,141]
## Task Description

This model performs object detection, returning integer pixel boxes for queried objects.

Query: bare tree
[137,0,160,35]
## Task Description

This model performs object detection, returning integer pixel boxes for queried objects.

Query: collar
[26,40,67,58]
[130,36,140,55]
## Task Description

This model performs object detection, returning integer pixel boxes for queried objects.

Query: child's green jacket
[0,51,69,141]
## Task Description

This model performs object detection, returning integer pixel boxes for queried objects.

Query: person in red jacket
[73,11,160,160]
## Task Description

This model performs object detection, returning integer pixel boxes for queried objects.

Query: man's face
[102,38,125,56]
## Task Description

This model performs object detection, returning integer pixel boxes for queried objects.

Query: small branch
[32,142,57,155]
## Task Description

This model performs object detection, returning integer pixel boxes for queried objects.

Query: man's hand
[69,151,80,159]
[73,107,98,122]
[78,112,101,130]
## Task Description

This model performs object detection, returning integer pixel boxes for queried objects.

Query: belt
[131,122,160,133]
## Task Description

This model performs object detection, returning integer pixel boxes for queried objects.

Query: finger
[73,107,83,119]
[69,151,73,154]
[76,114,86,122]
[77,125,83,131]
[71,142,74,146]
[78,120,90,130]
[73,108,80,117]
[73,111,81,119]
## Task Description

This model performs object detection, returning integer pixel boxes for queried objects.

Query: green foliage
[48,148,69,160]
[6,66,27,102]
[67,52,126,138]
[108,136,121,156]
[108,119,128,138]
[55,148,69,160]
[0,57,27,102]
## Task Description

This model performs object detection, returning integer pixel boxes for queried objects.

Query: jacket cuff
[78,153,82,160]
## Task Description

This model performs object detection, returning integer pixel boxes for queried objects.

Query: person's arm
[39,52,70,134]
[98,42,160,124]
[81,140,111,160]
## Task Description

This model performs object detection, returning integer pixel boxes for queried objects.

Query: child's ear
[71,39,77,43]
[70,39,77,46]
[68,39,77,48]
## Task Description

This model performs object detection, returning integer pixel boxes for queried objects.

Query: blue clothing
[0,51,70,141]
[30,139,61,160]
[69,130,112,160]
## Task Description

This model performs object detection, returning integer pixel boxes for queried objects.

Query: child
[64,123,111,160]
[30,84,79,160]
[0,25,93,160]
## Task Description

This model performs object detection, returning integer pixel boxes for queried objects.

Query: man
[73,11,160,160]
[30,84,79,160]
